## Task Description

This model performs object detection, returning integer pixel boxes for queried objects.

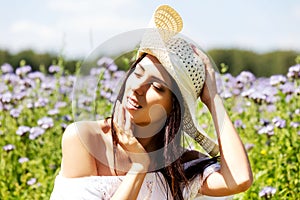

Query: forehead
[138,55,172,88]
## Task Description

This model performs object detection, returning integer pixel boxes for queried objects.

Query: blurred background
[1,0,300,76]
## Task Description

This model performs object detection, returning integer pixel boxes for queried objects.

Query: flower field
[0,58,299,199]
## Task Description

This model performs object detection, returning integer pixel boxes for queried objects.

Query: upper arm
[61,122,97,178]
[200,170,252,196]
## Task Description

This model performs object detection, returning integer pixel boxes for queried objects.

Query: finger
[124,109,132,133]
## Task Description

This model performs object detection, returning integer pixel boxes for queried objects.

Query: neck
[133,120,165,151]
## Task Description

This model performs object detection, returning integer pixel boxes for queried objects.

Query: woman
[50,5,252,200]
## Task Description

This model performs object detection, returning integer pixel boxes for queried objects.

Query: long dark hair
[110,53,218,199]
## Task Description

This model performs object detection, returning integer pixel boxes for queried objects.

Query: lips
[126,97,142,110]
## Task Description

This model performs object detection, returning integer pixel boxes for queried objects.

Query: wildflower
[1,63,14,74]
[235,71,256,89]
[10,108,22,118]
[290,122,299,128]
[113,70,126,79]
[16,126,31,136]
[62,115,72,122]
[272,117,286,128]
[13,91,27,101]
[54,101,67,109]
[97,57,114,67]
[258,124,274,136]
[16,65,32,76]
[48,109,59,115]
[234,119,246,129]
[279,82,294,95]
[27,178,37,186]
[269,75,287,85]
[287,64,300,79]
[259,186,276,199]
[220,90,233,99]
[249,92,266,104]
[245,143,254,151]
[18,157,29,164]
[48,65,61,73]
[37,117,54,129]
[260,149,267,155]
[90,68,104,76]
[34,97,49,107]
[3,144,15,152]
[28,71,45,81]
[29,127,45,140]
[0,92,12,103]
[41,82,56,91]
[20,77,35,88]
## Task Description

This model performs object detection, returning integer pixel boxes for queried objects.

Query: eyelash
[133,70,164,92]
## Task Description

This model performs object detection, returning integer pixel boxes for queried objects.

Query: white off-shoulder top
[50,164,221,200]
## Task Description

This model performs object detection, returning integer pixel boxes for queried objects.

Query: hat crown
[166,37,205,97]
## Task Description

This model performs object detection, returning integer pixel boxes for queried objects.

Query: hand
[114,101,150,169]
[191,45,218,107]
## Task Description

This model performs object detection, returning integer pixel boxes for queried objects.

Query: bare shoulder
[61,120,110,178]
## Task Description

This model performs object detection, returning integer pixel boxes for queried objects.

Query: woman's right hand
[114,100,150,172]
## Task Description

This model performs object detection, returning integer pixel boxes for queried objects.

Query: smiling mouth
[126,97,142,110]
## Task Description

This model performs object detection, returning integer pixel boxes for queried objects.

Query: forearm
[207,94,252,188]
[111,163,148,200]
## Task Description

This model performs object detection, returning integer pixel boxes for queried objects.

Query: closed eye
[152,82,164,92]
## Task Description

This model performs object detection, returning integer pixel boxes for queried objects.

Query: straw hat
[138,5,219,157]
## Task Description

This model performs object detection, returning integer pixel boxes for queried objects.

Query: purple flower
[259,186,276,199]
[287,64,300,79]
[41,82,56,91]
[258,124,274,136]
[245,143,254,151]
[48,65,61,73]
[13,91,27,101]
[269,75,287,85]
[20,77,35,88]
[1,63,13,74]
[27,178,37,186]
[16,65,32,76]
[29,127,45,140]
[0,92,12,103]
[235,71,256,89]
[90,68,104,76]
[54,101,67,109]
[16,126,31,136]
[290,122,299,128]
[234,119,246,129]
[34,97,49,107]
[3,144,15,152]
[279,82,294,94]
[113,70,126,79]
[272,117,286,128]
[18,157,29,164]
[48,109,59,115]
[28,71,45,81]
[10,108,22,118]
[62,115,72,122]
[37,117,54,129]
[97,57,114,67]
[3,73,21,84]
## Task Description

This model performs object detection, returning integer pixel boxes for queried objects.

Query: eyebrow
[137,64,145,71]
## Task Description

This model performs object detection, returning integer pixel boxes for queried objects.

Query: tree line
[0,49,299,77]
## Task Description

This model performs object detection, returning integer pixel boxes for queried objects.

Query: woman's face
[123,54,173,127]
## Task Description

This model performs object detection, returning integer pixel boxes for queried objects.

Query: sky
[1,0,300,59]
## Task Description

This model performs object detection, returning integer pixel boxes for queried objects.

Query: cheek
[146,91,173,115]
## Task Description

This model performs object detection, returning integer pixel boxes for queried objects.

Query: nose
[131,81,149,96]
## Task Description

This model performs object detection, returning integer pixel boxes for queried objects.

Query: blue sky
[1,0,300,59]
